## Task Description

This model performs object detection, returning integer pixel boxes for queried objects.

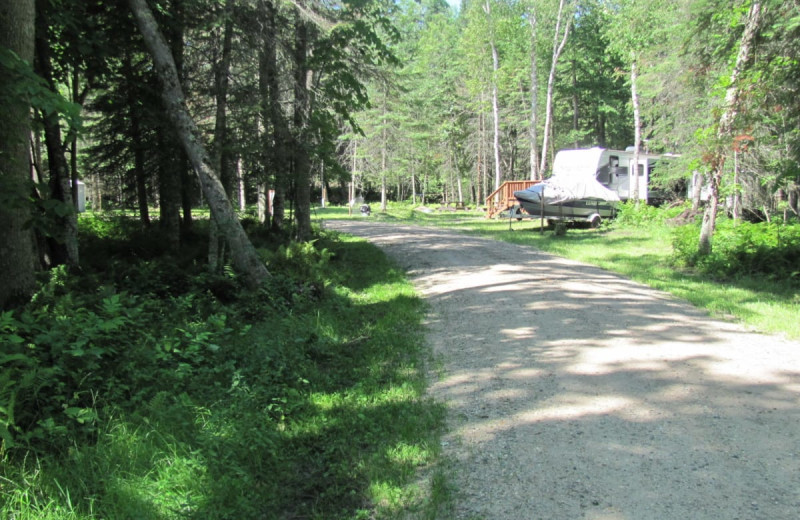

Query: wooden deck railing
[484,180,540,218]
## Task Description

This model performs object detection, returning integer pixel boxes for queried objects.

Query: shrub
[614,200,689,228]
[671,218,800,282]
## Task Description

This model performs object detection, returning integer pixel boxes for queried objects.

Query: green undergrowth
[313,202,800,339]
[1,214,448,519]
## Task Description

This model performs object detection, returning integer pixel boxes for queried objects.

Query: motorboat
[513,175,620,227]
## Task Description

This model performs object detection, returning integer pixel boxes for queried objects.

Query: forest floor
[327,220,800,520]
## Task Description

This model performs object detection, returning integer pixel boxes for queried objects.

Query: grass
[5,202,796,520]
[1,220,450,520]
[313,202,800,340]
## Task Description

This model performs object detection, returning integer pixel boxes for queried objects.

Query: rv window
[597,165,611,185]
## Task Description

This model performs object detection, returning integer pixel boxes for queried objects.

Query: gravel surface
[327,220,800,520]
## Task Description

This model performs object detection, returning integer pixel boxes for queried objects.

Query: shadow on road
[327,221,800,520]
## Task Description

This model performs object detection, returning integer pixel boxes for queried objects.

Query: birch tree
[603,0,676,202]
[539,0,572,175]
[484,0,503,190]
[528,3,540,180]
[129,0,270,287]
[698,2,762,255]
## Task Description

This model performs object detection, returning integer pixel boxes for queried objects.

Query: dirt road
[327,220,800,520]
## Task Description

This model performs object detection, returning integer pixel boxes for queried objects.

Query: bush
[671,218,800,282]
[613,200,689,228]
[3,216,444,520]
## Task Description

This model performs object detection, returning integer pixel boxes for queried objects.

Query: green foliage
[671,218,800,282]
[2,216,445,519]
[613,200,688,227]
[0,48,82,131]
[261,238,334,296]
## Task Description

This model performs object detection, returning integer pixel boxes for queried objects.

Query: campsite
[2,0,799,518]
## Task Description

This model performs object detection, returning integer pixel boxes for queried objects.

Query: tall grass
[313,202,800,339]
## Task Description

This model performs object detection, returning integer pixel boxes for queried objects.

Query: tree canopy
[2,0,800,305]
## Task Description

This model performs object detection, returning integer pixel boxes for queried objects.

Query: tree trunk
[210,0,234,272]
[381,82,388,212]
[699,2,761,256]
[529,7,540,181]
[411,161,417,205]
[129,0,269,287]
[484,0,502,191]
[788,180,799,216]
[214,1,234,198]
[456,151,464,203]
[572,58,579,149]
[125,50,150,226]
[630,58,642,203]
[34,0,79,268]
[169,0,193,232]
[259,0,289,233]
[477,106,484,202]
[539,0,571,175]
[490,40,502,191]
[0,0,38,308]
[70,68,80,210]
[257,182,267,223]
[293,17,313,242]
[691,171,704,212]
[237,156,246,211]
[157,129,182,252]
[732,150,741,223]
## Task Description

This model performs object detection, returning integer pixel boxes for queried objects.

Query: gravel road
[327,220,800,520]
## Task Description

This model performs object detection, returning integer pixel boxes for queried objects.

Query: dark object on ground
[360,204,371,216]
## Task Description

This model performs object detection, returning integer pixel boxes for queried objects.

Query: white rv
[552,147,675,202]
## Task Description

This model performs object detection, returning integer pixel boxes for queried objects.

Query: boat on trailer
[513,176,619,228]
[513,147,674,226]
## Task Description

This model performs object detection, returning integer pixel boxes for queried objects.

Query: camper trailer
[512,147,676,227]
[552,147,674,202]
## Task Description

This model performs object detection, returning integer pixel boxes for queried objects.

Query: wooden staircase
[485,180,540,219]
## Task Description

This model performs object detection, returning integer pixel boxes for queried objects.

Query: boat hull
[514,191,617,221]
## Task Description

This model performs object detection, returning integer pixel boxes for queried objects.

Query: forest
[1,0,799,518]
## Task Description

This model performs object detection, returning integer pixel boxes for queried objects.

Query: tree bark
[258,0,289,233]
[170,0,193,232]
[381,82,388,212]
[630,58,642,203]
[490,36,502,190]
[237,156,246,211]
[411,160,417,205]
[210,0,234,272]
[293,16,313,242]
[484,0,502,191]
[214,1,235,198]
[528,6,540,181]
[157,125,182,251]
[129,0,269,287]
[124,49,150,226]
[34,0,79,267]
[699,2,761,256]
[572,58,579,149]
[539,0,571,175]
[0,0,38,308]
